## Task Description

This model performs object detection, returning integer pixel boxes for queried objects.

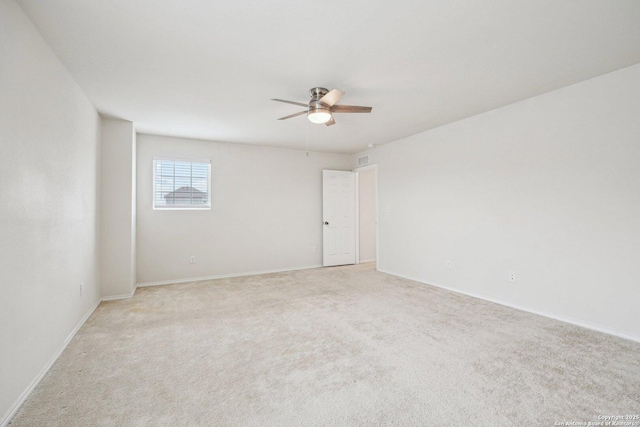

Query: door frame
[353,164,378,266]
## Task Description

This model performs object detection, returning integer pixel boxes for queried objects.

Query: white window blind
[153,157,211,210]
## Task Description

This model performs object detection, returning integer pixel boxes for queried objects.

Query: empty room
[1,0,639,425]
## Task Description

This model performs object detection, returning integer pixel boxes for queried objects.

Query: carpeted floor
[9,263,640,426]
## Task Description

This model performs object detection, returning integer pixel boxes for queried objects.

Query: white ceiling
[17,0,640,154]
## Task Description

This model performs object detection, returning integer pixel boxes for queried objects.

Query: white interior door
[323,170,356,267]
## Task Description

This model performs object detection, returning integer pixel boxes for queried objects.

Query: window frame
[152,156,212,211]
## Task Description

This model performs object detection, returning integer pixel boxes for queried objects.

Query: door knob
[324,221,329,225]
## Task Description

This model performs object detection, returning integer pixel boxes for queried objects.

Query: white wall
[136,134,352,284]
[100,118,136,299]
[358,169,377,263]
[358,64,640,341]
[0,0,101,423]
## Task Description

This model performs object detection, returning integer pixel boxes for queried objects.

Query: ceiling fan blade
[277,110,307,120]
[331,105,372,113]
[319,89,344,107]
[325,116,336,126]
[271,99,308,108]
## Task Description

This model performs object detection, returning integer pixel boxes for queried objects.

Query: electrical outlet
[190,256,196,264]
[80,283,84,296]
[509,272,516,282]
[445,260,452,270]
[313,247,317,253]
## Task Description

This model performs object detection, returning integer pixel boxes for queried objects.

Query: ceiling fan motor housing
[307,88,332,123]
[309,100,330,111]
[309,87,329,101]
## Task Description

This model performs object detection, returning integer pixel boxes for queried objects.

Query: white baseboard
[359,258,376,264]
[1,300,101,427]
[136,265,323,288]
[378,268,640,344]
[101,287,137,302]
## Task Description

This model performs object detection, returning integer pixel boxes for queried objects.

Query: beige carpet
[9,263,640,426]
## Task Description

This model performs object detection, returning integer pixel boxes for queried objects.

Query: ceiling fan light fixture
[308,111,332,124]
[308,100,332,124]
[307,106,332,124]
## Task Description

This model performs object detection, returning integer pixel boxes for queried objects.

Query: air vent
[357,155,370,167]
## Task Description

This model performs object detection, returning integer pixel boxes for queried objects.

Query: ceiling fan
[271,87,372,126]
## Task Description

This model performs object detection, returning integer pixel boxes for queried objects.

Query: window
[153,157,211,210]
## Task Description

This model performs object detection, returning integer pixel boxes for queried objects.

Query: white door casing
[322,170,356,267]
